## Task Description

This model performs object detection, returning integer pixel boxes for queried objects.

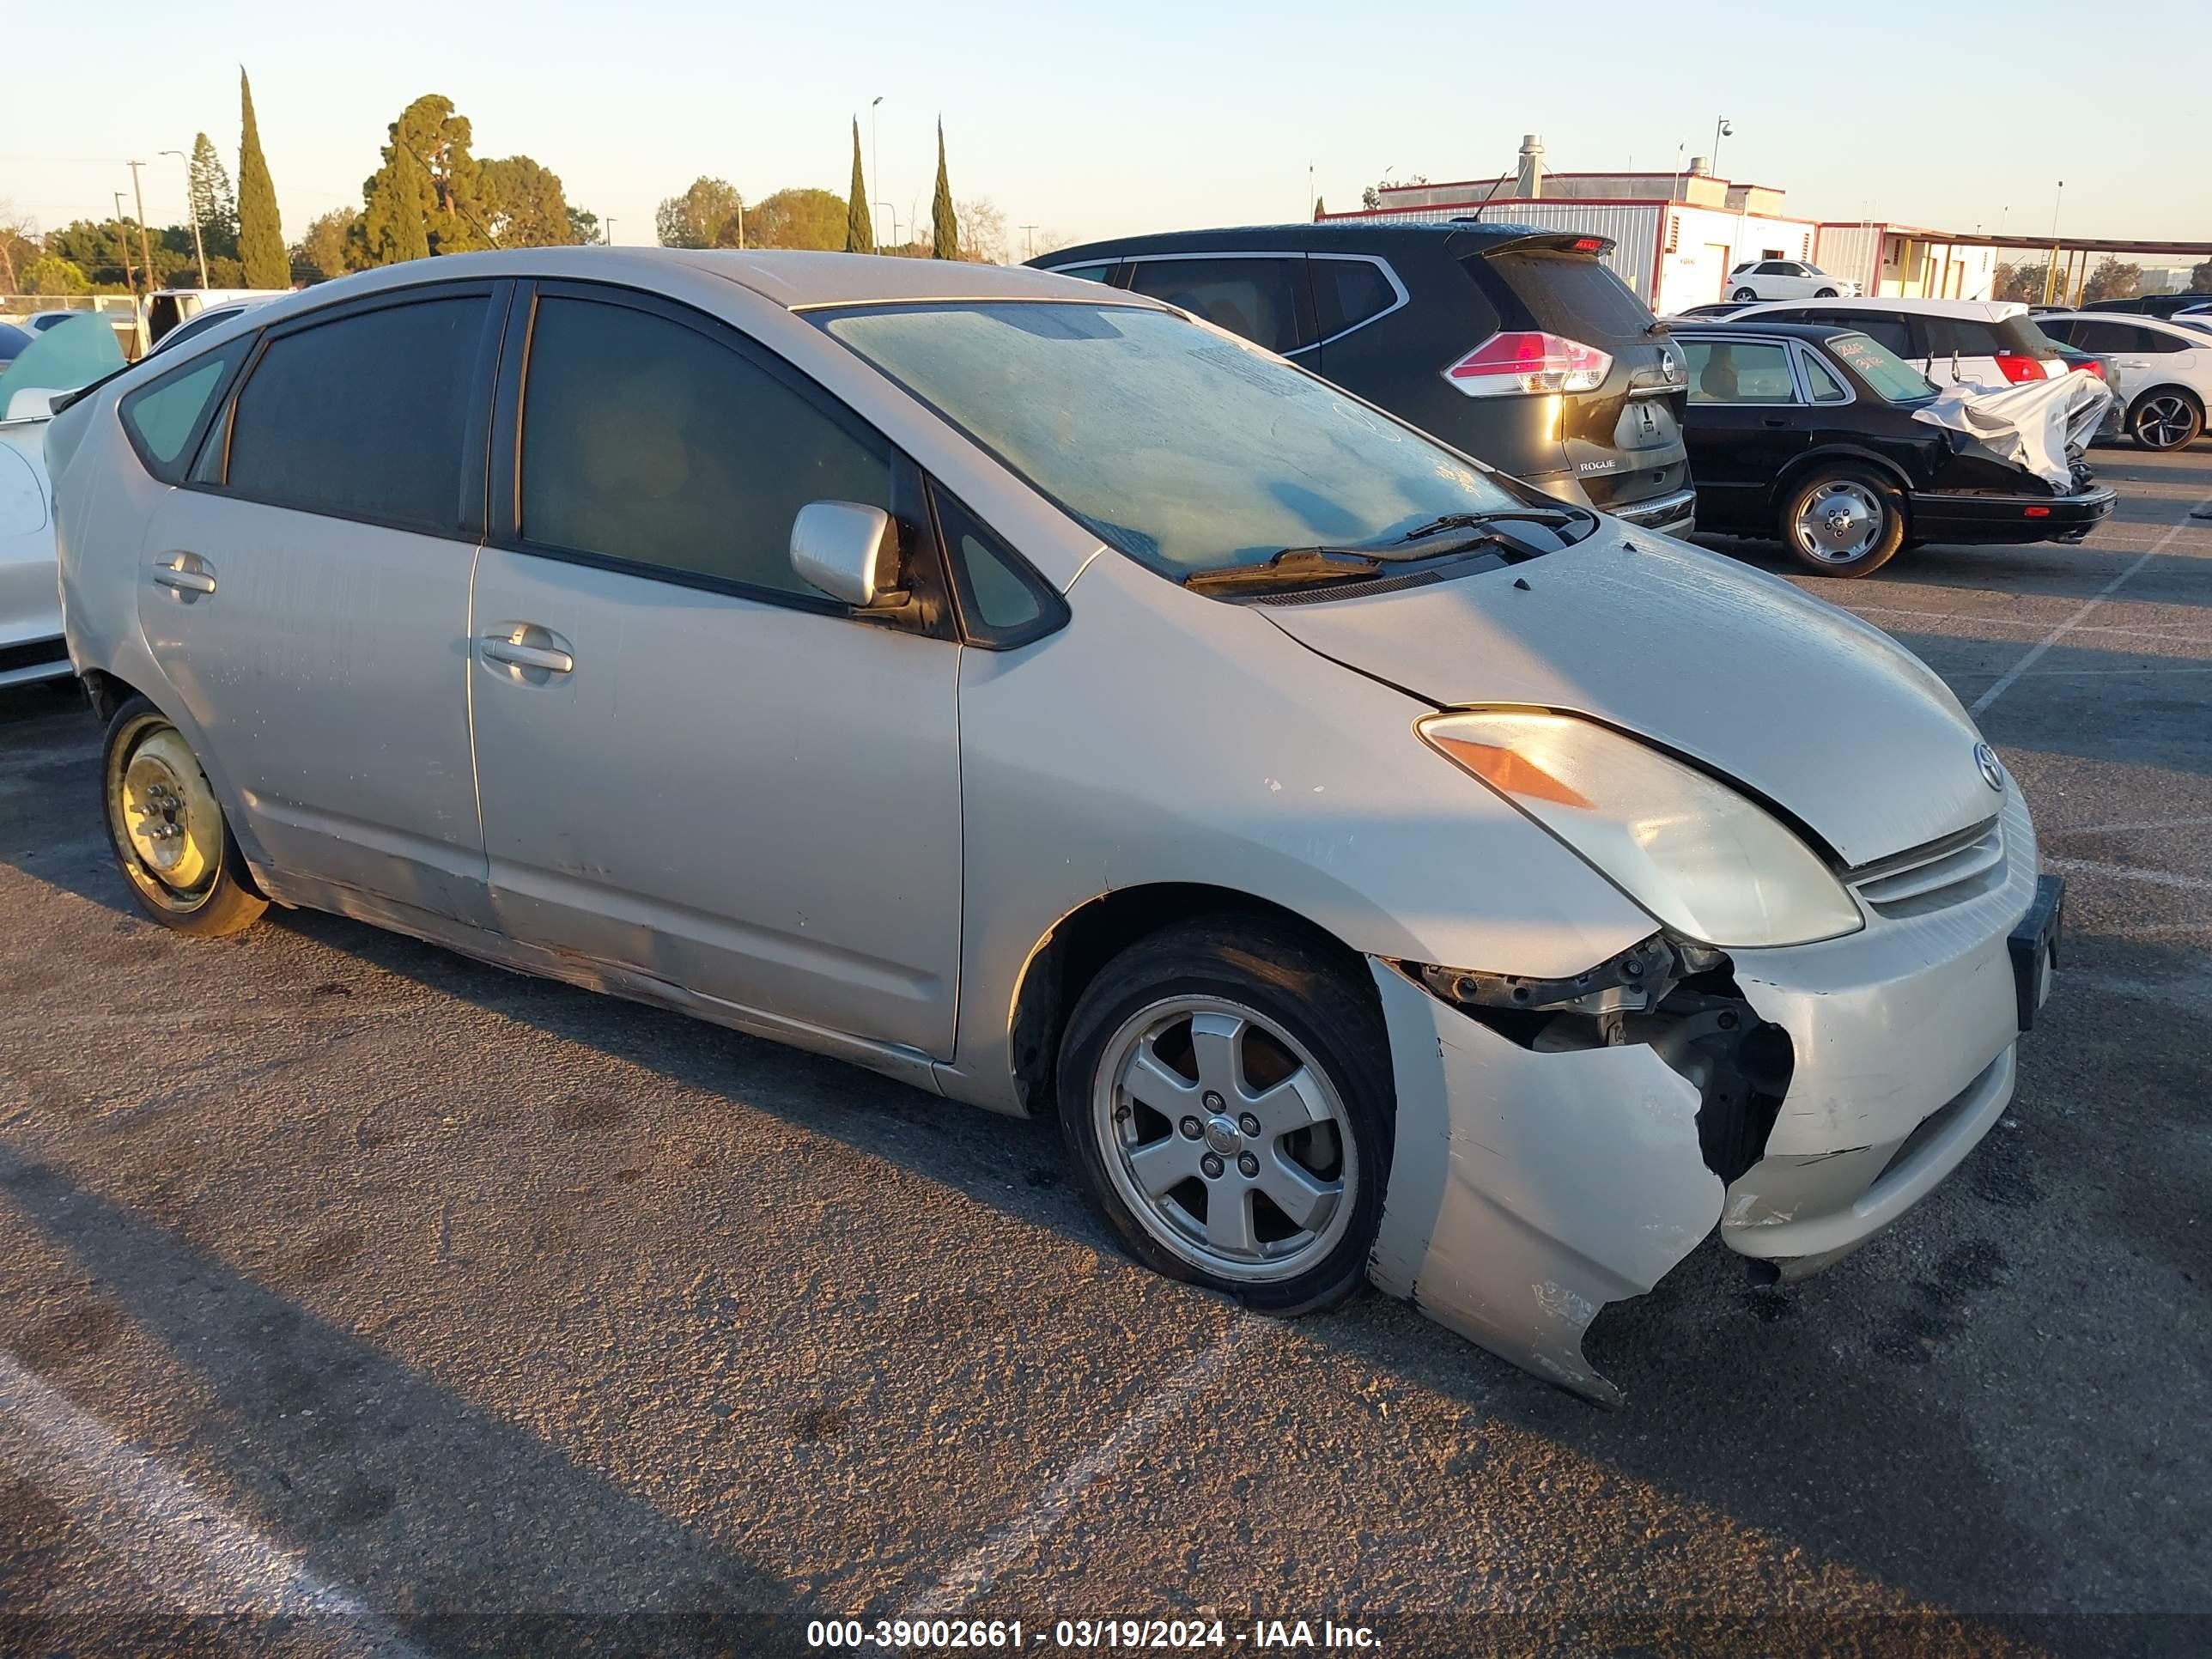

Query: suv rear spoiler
[1444,223,1618,259]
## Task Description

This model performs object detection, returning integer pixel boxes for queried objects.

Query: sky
[8,0,2210,264]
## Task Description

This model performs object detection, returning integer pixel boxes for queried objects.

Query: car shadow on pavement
[0,1137,822,1657]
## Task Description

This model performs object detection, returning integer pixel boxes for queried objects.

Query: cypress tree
[236,68,288,288]
[845,118,873,254]
[1313,196,1327,220]
[932,119,958,259]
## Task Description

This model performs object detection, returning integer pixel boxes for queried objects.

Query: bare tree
[956,197,1007,264]
[0,203,38,293]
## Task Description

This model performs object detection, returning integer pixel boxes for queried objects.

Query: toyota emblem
[1974,743,2004,793]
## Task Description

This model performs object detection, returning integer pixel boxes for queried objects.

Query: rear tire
[1731,287,1758,301]
[1778,465,1906,577]
[1055,917,1393,1317]
[2129,389,2203,452]
[101,696,266,937]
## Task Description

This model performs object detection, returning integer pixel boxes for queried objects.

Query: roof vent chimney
[1688,155,1711,177]
[1516,133,1545,200]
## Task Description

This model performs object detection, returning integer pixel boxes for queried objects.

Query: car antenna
[1464,155,1517,223]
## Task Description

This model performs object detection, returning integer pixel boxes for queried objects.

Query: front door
[134,286,501,923]
[466,286,963,1057]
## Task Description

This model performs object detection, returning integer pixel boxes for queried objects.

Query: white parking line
[1969,492,2212,718]
[896,1318,1270,1623]
[2047,857,2212,895]
[0,1349,423,1656]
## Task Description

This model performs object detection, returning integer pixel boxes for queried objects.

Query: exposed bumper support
[1608,485,1699,536]
[1366,959,1722,1407]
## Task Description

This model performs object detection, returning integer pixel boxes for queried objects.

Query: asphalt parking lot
[3,443,2208,1659]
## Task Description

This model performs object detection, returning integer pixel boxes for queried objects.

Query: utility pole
[1021,224,1038,261]
[126,160,156,300]
[112,191,134,294]
[605,217,617,246]
[160,148,209,288]
[2043,181,2063,306]
[877,200,896,251]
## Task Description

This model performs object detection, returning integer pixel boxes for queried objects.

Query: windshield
[0,313,126,416]
[1824,331,1936,404]
[820,301,1529,578]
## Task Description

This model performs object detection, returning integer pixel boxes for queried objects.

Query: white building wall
[1651,206,1823,313]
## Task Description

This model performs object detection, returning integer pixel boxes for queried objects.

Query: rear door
[466,283,964,1056]
[133,284,501,922]
[1678,335,1812,525]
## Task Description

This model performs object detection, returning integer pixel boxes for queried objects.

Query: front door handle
[152,554,216,595]
[481,635,574,674]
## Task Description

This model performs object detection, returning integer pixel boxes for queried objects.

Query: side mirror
[790,501,905,608]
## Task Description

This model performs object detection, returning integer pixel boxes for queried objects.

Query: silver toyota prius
[46,249,2063,1403]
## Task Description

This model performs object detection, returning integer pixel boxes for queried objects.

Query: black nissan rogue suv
[1035,222,1696,534]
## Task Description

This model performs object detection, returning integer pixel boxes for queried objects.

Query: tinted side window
[225,295,487,534]
[119,338,247,482]
[1815,312,1912,358]
[1124,258,1310,354]
[1800,349,1850,402]
[1053,263,1117,285]
[2130,325,2188,354]
[2070,319,2130,353]
[1312,258,1396,339]
[519,295,892,599]
[2035,318,2077,344]
[1683,340,1796,404]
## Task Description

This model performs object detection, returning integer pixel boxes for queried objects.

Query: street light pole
[1710,118,1733,177]
[605,217,617,246]
[871,95,884,248]
[159,149,208,288]
[2044,181,2063,306]
[1021,224,1038,261]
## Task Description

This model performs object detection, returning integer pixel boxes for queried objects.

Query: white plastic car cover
[1910,373,2113,491]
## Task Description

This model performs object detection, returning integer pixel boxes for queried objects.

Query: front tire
[101,697,266,937]
[1814,287,1838,297]
[2130,390,2203,452]
[1778,465,1906,577]
[1055,917,1393,1316]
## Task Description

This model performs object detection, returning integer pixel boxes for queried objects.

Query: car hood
[1258,532,1996,867]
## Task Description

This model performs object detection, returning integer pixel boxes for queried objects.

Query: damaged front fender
[1366,957,1729,1407]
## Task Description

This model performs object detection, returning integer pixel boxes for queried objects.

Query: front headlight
[1419,710,1863,948]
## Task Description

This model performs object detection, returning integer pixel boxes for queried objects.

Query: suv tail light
[1444,331,1613,398]
[1991,352,2051,383]
[2071,358,2106,380]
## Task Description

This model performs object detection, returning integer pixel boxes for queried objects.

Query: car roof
[1038,220,1597,265]
[1737,295,2024,321]
[216,248,1150,323]
[1668,319,1869,342]
[2034,308,2204,343]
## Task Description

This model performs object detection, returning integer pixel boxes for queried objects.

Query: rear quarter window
[1476,249,1654,343]
[118,338,250,482]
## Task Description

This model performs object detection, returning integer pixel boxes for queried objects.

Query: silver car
[49,250,2063,1403]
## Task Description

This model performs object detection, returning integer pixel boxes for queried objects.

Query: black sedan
[1669,319,2116,576]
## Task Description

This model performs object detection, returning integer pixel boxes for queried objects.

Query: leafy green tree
[357,95,491,263]
[480,155,577,247]
[297,207,360,281]
[2082,257,2142,304]
[22,256,90,295]
[748,188,846,250]
[568,204,601,245]
[845,118,873,254]
[236,70,289,287]
[187,131,240,258]
[47,219,190,289]
[932,120,957,259]
[656,176,744,248]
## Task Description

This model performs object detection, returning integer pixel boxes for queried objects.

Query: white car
[1728,297,2068,392]
[0,314,126,686]
[1727,259,1861,302]
[2033,311,2210,450]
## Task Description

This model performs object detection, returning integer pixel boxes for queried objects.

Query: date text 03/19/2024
[805,1617,1383,1649]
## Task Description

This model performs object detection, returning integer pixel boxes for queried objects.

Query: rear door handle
[481,636,574,674]
[152,554,216,595]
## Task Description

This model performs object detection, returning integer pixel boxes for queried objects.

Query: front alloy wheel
[1093,998,1355,1283]
[1056,918,1393,1316]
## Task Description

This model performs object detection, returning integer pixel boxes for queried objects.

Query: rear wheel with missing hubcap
[101,696,266,936]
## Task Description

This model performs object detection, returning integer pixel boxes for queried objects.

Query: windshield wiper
[1391,506,1590,545]
[1182,548,1387,594]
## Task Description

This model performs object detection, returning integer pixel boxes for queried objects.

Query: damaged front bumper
[1366,780,2045,1406]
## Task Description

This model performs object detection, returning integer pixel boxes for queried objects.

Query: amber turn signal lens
[1427,736,1595,810]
